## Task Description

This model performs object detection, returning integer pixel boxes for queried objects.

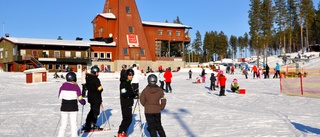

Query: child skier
[140,74,167,137]
[209,73,216,91]
[57,72,86,137]
[218,73,227,96]
[230,78,239,93]
[188,69,192,79]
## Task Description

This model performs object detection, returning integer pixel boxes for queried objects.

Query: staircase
[26,55,42,68]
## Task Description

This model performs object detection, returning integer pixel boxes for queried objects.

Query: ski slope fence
[280,66,320,97]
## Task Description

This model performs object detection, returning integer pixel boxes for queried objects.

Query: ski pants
[145,113,166,137]
[57,111,78,137]
[118,105,133,134]
[219,86,226,96]
[159,80,164,90]
[85,103,100,128]
[165,82,172,93]
[210,81,215,90]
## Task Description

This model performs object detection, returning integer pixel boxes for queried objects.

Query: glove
[79,99,86,105]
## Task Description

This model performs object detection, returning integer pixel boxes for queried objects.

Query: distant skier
[242,68,248,79]
[230,78,239,93]
[201,67,206,83]
[188,69,192,79]
[158,69,165,90]
[209,73,216,91]
[218,73,227,96]
[164,68,172,93]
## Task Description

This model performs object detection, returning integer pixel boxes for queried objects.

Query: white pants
[57,112,78,137]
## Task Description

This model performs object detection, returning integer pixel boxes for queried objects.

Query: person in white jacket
[158,69,165,90]
[131,64,141,98]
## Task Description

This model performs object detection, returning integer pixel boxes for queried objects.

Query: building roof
[99,13,116,19]
[1,37,116,47]
[142,21,192,29]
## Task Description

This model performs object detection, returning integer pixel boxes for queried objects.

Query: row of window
[92,52,112,59]
[158,30,181,36]
[123,48,145,56]
[25,50,83,58]
[0,51,8,59]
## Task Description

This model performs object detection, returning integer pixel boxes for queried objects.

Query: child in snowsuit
[195,77,201,83]
[57,72,86,137]
[140,74,167,137]
[242,68,248,79]
[230,78,239,93]
[201,68,206,83]
[209,73,216,91]
[218,74,227,96]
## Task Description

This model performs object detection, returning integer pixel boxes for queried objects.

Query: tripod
[132,97,144,136]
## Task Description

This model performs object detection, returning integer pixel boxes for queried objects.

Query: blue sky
[0,0,319,42]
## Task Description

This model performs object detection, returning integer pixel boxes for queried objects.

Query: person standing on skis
[57,72,86,137]
[83,66,104,132]
[140,74,167,137]
[118,68,136,137]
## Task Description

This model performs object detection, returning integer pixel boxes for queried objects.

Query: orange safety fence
[280,67,320,97]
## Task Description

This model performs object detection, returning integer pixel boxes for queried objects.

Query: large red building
[91,0,192,71]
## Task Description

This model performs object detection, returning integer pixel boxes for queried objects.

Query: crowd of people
[57,64,168,137]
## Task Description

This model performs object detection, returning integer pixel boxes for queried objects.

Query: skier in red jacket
[218,74,227,96]
[163,68,172,93]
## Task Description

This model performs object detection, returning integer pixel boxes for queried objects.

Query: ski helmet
[91,66,100,75]
[126,68,134,76]
[132,64,137,67]
[66,71,77,82]
[147,74,157,85]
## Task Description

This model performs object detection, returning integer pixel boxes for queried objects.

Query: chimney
[57,36,63,40]
[76,37,83,41]
[5,33,9,37]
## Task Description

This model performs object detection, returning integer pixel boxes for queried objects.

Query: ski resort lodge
[0,0,192,72]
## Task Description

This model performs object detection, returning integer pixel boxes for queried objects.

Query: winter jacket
[86,74,103,104]
[252,65,258,72]
[158,71,165,81]
[231,82,239,92]
[210,74,216,83]
[218,75,227,86]
[140,84,166,113]
[164,70,172,82]
[275,64,280,71]
[119,79,135,107]
[201,69,206,77]
[58,82,82,111]
[131,67,141,84]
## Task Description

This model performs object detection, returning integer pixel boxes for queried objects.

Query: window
[55,64,61,70]
[65,51,71,57]
[128,26,134,34]
[106,52,112,59]
[5,51,8,58]
[48,64,53,70]
[13,48,17,55]
[76,51,81,58]
[54,51,60,58]
[140,49,145,56]
[158,30,163,35]
[100,52,105,59]
[108,8,112,13]
[20,50,26,56]
[176,31,181,36]
[123,48,128,55]
[93,52,99,58]
[126,7,131,14]
[42,51,49,58]
[0,52,2,59]
[31,50,38,57]
[167,30,172,36]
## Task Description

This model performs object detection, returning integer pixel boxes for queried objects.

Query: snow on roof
[98,13,116,19]
[2,37,116,47]
[142,21,192,29]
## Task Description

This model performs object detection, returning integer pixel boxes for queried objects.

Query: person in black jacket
[209,73,216,91]
[120,64,127,81]
[83,66,104,131]
[118,68,136,137]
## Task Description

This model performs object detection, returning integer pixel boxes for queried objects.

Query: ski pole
[100,104,111,130]
[78,105,84,136]
[140,122,147,137]
[53,115,61,137]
